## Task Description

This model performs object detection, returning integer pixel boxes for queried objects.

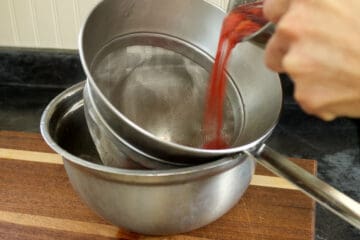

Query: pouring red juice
[203,2,267,149]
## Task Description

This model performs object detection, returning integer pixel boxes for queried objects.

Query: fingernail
[320,113,336,122]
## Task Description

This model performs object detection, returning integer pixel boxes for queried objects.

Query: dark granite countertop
[0,49,359,240]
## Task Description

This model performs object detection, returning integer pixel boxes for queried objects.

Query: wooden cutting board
[0,131,316,240]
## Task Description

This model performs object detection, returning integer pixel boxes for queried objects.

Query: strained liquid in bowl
[90,36,243,149]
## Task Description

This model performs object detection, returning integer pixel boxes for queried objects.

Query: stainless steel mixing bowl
[40,82,256,235]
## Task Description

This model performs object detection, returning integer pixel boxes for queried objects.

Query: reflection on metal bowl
[40,82,255,235]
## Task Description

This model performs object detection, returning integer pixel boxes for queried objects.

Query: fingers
[264,31,290,72]
[293,83,337,121]
[263,0,360,121]
[263,0,293,72]
[263,0,292,23]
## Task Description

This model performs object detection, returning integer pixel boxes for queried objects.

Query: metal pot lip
[40,82,251,179]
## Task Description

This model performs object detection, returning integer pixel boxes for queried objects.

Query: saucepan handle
[246,144,360,229]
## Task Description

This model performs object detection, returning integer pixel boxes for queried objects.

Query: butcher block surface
[0,131,316,240]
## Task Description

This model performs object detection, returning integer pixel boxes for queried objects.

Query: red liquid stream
[203,2,266,149]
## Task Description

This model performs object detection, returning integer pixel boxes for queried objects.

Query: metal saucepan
[40,82,255,235]
[79,0,282,163]
[79,0,360,228]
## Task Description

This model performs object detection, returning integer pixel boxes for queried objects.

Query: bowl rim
[40,82,252,181]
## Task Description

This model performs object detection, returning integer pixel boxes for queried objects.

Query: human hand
[263,0,360,121]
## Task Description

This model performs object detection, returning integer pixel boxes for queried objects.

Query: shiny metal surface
[227,0,274,48]
[91,44,238,150]
[242,22,275,48]
[255,145,360,229]
[40,82,256,235]
[83,82,190,169]
[80,0,282,163]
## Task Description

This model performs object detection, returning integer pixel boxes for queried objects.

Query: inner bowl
[90,41,240,149]
[80,0,282,163]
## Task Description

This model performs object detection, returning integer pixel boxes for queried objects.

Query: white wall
[0,0,229,50]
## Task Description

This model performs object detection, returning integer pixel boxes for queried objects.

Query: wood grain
[0,131,316,240]
[0,131,53,153]
[0,148,62,164]
[0,130,317,177]
[0,148,297,190]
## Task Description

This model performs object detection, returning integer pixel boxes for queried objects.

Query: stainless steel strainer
[91,44,238,150]
[80,0,281,163]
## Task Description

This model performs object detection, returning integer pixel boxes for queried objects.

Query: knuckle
[264,39,281,71]
[263,0,291,23]
[276,13,301,39]
[263,1,275,22]
[265,50,283,72]
[282,53,299,73]
[294,90,324,115]
[282,47,315,75]
[294,91,314,112]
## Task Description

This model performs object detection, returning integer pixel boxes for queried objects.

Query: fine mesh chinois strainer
[80,0,282,163]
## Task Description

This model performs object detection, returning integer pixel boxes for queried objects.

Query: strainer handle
[249,144,360,229]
